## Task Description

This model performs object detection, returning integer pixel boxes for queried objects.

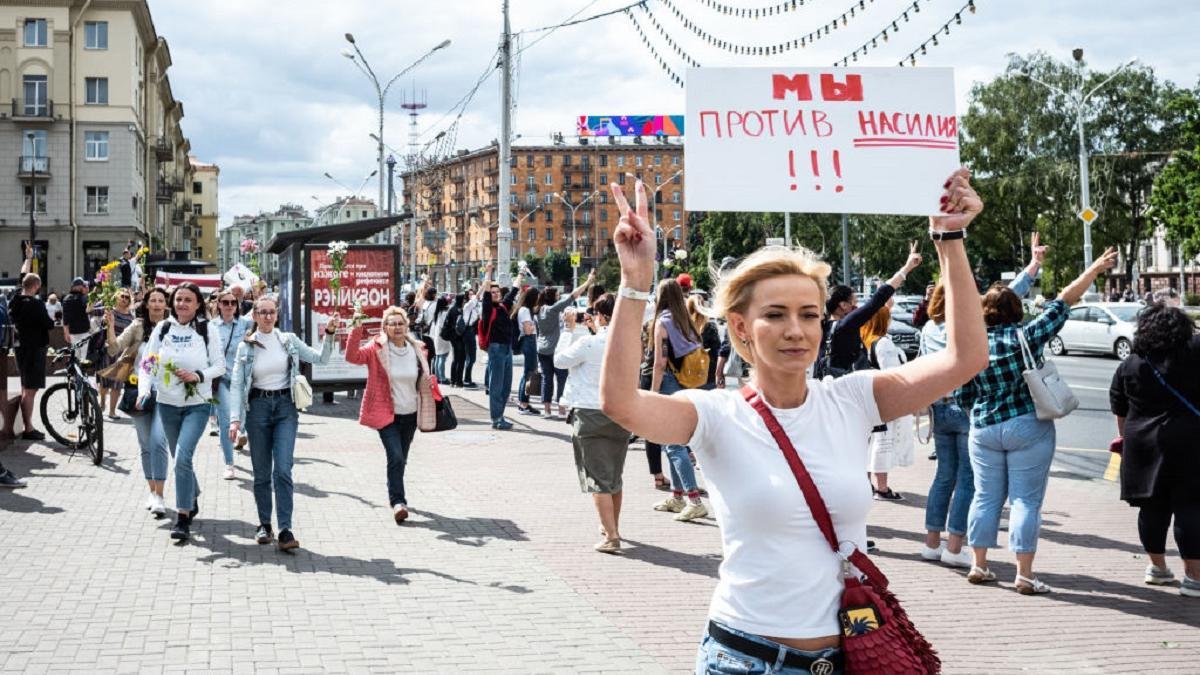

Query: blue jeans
[462,331,478,384]
[213,380,234,465]
[925,402,974,536]
[246,394,299,530]
[661,371,699,492]
[133,409,168,481]
[967,412,1056,553]
[517,335,537,405]
[377,413,418,506]
[487,343,513,423]
[158,402,210,513]
[537,353,568,404]
[695,622,843,675]
[433,353,448,383]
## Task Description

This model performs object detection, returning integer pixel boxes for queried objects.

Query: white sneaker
[144,493,157,511]
[940,548,974,568]
[150,495,167,517]
[1144,564,1176,585]
[222,465,236,480]
[920,544,944,561]
[674,502,708,522]
[653,496,685,513]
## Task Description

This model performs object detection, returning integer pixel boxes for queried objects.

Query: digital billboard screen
[577,115,684,137]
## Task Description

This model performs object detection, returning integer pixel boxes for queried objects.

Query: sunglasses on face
[219,299,237,306]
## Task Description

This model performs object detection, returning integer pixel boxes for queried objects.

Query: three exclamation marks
[789,149,843,193]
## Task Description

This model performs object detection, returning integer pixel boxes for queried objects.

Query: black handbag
[118,387,155,416]
[434,395,458,432]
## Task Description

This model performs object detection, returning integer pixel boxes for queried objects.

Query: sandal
[653,474,671,491]
[1015,575,1052,595]
[967,566,997,584]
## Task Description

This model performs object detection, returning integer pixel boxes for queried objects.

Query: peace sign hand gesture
[610,180,656,290]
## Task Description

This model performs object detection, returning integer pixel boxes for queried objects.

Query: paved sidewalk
[0,382,1197,673]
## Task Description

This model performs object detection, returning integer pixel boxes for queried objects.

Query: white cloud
[148,0,1199,230]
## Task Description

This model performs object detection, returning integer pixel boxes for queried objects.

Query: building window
[654,155,662,166]
[601,227,608,240]
[545,228,553,241]
[544,173,553,186]
[544,154,552,167]
[509,194,517,204]
[528,228,536,241]
[510,173,517,185]
[86,186,110,214]
[599,155,608,167]
[563,155,572,166]
[193,181,202,194]
[525,154,533,167]
[616,156,625,168]
[193,204,202,215]
[24,19,48,47]
[525,193,536,208]
[672,173,681,184]
[654,174,661,185]
[672,191,681,204]
[635,156,644,167]
[656,209,662,222]
[85,77,109,105]
[617,173,626,185]
[526,175,535,188]
[84,21,108,50]
[673,210,681,222]
[545,209,554,223]
[23,185,47,214]
[23,129,48,158]
[600,209,608,222]
[599,173,607,185]
[581,211,592,224]
[84,131,109,161]
[672,155,680,166]
[22,75,48,116]
[672,226,682,239]
[599,192,608,204]
[543,194,552,205]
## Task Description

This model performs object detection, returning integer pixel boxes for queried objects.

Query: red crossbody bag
[740,385,940,674]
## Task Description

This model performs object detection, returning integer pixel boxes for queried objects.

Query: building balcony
[17,156,50,177]
[171,208,186,226]
[10,99,54,120]
[451,174,466,184]
[485,166,499,176]
[155,180,174,203]
[154,138,173,162]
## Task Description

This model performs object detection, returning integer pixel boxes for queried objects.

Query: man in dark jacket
[479,262,522,430]
[60,277,92,345]
[9,272,54,441]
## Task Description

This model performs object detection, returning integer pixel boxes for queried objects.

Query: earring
[740,338,749,346]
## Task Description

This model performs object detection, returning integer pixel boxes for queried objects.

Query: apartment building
[0,0,197,291]
[188,156,218,264]
[220,204,314,284]
[402,139,687,291]
[1108,224,1200,299]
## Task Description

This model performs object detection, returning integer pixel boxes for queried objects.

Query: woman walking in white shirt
[137,282,226,542]
[860,304,915,501]
[600,173,987,672]
[555,293,629,553]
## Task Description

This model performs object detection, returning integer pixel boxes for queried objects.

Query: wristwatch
[929,229,967,241]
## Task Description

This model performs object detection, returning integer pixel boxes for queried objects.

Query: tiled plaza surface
[1,377,1198,673]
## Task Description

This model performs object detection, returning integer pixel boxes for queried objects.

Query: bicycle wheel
[40,381,85,449]
[82,387,103,465]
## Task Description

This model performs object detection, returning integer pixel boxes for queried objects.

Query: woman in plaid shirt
[959,247,1119,594]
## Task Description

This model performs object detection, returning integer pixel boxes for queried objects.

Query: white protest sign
[684,67,960,216]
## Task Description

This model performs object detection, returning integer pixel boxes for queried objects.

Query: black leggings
[638,373,663,475]
[450,338,466,386]
[1137,483,1200,559]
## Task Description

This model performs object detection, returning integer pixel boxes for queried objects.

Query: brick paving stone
[1,375,1198,672]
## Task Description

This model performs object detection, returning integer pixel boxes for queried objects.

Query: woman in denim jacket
[211,288,254,480]
[228,296,339,551]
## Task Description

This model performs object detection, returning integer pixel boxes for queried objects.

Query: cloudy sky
[148,0,1199,229]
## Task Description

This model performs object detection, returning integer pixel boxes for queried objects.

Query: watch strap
[929,229,967,241]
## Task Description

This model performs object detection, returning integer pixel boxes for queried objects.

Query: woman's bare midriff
[764,634,842,651]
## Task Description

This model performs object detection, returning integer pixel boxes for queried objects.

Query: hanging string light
[834,0,931,66]
[625,9,685,88]
[642,5,703,69]
[685,0,814,18]
[657,0,879,57]
[897,0,978,67]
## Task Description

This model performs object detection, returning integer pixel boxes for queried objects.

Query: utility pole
[784,212,791,248]
[840,213,850,286]
[497,0,514,285]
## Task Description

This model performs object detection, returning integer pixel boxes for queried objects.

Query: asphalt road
[1046,354,1121,480]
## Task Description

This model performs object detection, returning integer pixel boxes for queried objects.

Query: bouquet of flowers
[349,299,367,328]
[240,238,261,275]
[141,353,210,402]
[88,260,122,309]
[327,241,349,308]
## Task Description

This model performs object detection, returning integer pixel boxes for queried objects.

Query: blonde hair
[713,246,831,365]
[859,304,891,350]
[381,306,408,326]
[686,294,709,334]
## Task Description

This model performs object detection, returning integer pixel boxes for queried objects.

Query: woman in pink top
[346,307,433,524]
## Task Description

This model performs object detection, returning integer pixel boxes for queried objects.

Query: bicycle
[40,339,104,465]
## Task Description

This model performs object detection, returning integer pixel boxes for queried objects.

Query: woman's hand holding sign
[609,180,656,291]
[931,167,983,233]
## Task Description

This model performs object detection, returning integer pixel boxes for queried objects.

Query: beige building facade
[188,156,217,263]
[0,0,197,291]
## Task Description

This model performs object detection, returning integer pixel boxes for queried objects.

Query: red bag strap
[740,384,886,586]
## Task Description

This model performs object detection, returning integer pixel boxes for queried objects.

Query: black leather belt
[249,388,291,400]
[707,621,842,674]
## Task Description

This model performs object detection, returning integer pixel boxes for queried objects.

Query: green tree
[1150,91,1200,257]
[543,250,573,286]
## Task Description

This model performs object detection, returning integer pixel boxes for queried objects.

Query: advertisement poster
[307,246,396,383]
[685,67,960,215]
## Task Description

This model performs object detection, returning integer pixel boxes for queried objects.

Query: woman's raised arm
[600,180,697,446]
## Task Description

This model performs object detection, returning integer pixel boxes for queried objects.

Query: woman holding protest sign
[601,171,987,672]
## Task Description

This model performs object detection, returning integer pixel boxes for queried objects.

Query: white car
[1048,302,1140,360]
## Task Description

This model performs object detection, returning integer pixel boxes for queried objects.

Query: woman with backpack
[107,287,169,517]
[513,286,541,416]
[859,303,914,502]
[431,296,451,384]
[443,294,467,388]
[649,278,708,522]
[535,271,595,418]
[227,296,340,551]
[687,295,722,390]
[136,282,225,542]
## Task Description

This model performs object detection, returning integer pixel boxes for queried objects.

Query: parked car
[1048,302,1141,360]
[888,318,920,361]
[892,296,923,326]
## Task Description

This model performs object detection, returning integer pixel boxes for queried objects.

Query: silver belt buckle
[809,657,835,675]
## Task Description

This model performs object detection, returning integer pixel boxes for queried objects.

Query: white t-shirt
[517,306,534,336]
[387,342,419,414]
[252,332,289,391]
[682,372,881,639]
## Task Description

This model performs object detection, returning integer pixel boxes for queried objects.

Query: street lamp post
[26,132,38,276]
[552,191,597,287]
[628,169,683,286]
[342,34,450,223]
[1024,50,1136,281]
